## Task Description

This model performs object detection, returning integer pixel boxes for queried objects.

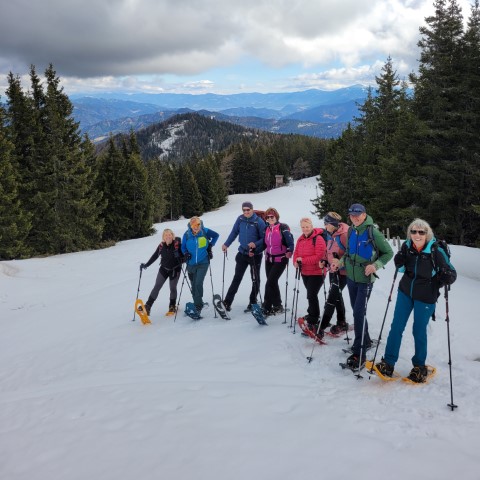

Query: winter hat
[323,212,341,227]
[348,203,366,216]
[242,201,253,210]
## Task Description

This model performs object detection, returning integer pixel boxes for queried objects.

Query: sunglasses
[242,208,251,212]
[266,215,275,219]
[410,229,426,235]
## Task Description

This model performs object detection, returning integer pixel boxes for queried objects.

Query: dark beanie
[323,213,340,227]
[242,201,253,210]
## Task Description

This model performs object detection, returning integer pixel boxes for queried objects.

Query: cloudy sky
[0,0,475,96]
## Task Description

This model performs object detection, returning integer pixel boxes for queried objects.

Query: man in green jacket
[331,203,393,370]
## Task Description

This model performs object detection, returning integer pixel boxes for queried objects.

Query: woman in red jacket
[293,217,326,332]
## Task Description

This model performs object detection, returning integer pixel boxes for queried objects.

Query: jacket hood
[405,237,436,253]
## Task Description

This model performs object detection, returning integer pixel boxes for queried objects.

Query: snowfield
[1,177,479,480]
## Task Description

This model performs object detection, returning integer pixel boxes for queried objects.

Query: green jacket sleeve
[372,228,394,270]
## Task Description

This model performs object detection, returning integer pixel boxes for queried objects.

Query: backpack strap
[335,235,346,251]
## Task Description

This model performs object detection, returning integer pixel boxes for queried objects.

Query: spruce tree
[40,64,105,253]
[146,158,168,223]
[0,102,31,259]
[410,0,467,242]
[179,164,204,218]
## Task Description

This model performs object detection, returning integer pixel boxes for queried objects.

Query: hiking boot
[304,314,319,330]
[407,365,428,383]
[223,300,231,312]
[168,305,177,314]
[330,322,348,335]
[346,353,365,370]
[375,358,394,377]
[245,304,252,312]
[271,305,285,315]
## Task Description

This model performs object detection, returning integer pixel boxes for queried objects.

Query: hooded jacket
[325,222,349,276]
[397,238,456,304]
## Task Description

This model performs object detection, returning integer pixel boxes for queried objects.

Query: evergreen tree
[0,102,31,259]
[179,163,204,218]
[146,158,168,223]
[410,0,468,242]
[40,64,104,253]
[97,135,153,241]
[459,0,480,245]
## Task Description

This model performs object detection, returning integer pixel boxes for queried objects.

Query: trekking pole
[289,264,300,328]
[222,251,227,300]
[444,286,458,411]
[208,260,217,318]
[368,268,399,377]
[355,279,372,380]
[132,267,143,322]
[283,262,289,324]
[291,262,302,334]
[174,264,189,323]
[250,253,264,306]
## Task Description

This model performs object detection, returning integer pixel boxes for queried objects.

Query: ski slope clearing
[1,177,479,480]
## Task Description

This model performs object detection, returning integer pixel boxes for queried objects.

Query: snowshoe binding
[250,303,267,325]
[185,302,202,320]
[213,294,230,320]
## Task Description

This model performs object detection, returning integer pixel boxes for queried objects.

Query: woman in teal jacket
[181,216,219,315]
[375,218,456,383]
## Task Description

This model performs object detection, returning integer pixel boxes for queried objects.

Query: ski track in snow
[1,177,480,480]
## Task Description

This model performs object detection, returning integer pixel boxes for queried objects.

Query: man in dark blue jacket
[222,202,266,311]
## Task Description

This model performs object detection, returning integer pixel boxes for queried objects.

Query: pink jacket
[325,222,348,276]
[293,228,326,276]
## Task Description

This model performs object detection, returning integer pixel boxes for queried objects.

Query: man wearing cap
[222,202,266,311]
[331,203,393,370]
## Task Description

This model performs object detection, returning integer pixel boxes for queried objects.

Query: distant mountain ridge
[72,85,369,140]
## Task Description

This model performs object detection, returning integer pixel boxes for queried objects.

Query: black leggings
[301,274,325,320]
[225,253,263,305]
[320,273,347,330]
[263,260,287,309]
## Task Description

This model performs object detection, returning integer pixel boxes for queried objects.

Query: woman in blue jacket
[375,219,456,383]
[181,216,219,316]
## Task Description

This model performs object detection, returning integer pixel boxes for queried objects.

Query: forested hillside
[0,68,328,259]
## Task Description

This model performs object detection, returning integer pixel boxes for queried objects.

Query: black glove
[394,252,405,269]
[438,267,457,286]
[207,245,213,260]
[140,263,146,271]
[184,252,192,262]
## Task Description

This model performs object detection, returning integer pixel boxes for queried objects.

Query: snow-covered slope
[1,177,479,480]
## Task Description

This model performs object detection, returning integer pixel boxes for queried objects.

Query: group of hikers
[139,201,456,384]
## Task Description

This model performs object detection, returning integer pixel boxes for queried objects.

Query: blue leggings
[384,290,435,367]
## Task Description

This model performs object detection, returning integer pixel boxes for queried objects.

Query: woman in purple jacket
[262,207,294,315]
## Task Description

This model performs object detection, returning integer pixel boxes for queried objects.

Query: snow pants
[347,278,373,357]
[384,289,435,367]
[187,262,209,311]
[225,253,262,306]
